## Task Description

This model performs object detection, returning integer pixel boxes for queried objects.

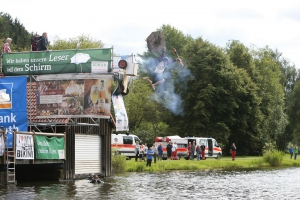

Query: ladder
[5,129,16,184]
[6,149,16,184]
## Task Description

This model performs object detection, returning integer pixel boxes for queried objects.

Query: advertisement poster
[0,76,28,148]
[2,49,112,76]
[35,135,65,159]
[112,94,129,131]
[16,134,34,159]
[36,74,112,119]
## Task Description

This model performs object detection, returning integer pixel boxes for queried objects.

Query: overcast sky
[2,0,300,67]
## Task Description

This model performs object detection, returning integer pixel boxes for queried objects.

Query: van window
[134,136,141,144]
[214,140,220,147]
[200,139,206,146]
[123,136,133,144]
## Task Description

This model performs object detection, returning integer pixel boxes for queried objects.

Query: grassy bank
[124,155,300,173]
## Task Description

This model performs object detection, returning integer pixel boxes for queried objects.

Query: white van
[185,137,222,159]
[111,133,141,158]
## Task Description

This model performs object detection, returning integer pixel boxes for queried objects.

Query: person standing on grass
[139,144,144,162]
[289,146,294,159]
[135,141,140,162]
[190,141,195,160]
[201,143,206,160]
[146,147,154,167]
[166,141,173,161]
[144,143,148,162]
[152,143,158,163]
[196,145,201,161]
[294,147,298,160]
[231,143,237,161]
[158,143,163,160]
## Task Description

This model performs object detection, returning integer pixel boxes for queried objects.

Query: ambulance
[185,137,222,159]
[155,135,188,160]
[111,133,141,159]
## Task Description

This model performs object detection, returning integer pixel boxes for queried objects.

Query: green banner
[2,48,112,75]
[35,135,65,159]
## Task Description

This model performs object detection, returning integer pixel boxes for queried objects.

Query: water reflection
[1,168,300,199]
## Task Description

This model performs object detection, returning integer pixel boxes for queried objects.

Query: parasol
[70,53,91,72]
[146,31,166,55]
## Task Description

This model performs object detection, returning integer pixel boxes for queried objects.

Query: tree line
[126,25,300,156]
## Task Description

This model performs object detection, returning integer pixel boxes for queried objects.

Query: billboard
[36,74,112,119]
[0,76,28,148]
[2,49,112,76]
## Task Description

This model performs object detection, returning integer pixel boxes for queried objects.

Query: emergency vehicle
[111,133,141,159]
[155,135,188,160]
[185,137,222,159]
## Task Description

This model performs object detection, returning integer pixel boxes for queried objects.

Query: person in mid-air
[143,47,182,90]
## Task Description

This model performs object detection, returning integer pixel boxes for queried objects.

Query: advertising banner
[2,48,112,76]
[16,134,34,159]
[0,76,28,148]
[35,135,65,159]
[112,94,129,131]
[36,74,111,119]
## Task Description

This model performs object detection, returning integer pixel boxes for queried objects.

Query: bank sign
[2,49,112,76]
[0,76,28,148]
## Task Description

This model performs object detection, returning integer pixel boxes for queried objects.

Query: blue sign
[0,76,28,148]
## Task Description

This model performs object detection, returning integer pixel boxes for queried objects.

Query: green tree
[49,34,104,50]
[0,12,31,51]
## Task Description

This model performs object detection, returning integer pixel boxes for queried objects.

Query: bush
[263,150,284,166]
[111,147,126,174]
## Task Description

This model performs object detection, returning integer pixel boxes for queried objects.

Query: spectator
[173,142,178,159]
[157,143,163,160]
[2,38,12,54]
[187,142,191,159]
[230,143,237,161]
[200,143,206,160]
[294,147,298,160]
[190,141,195,160]
[166,141,173,161]
[196,145,201,161]
[139,144,144,162]
[135,141,140,162]
[289,146,294,159]
[152,143,158,163]
[38,32,48,51]
[144,143,148,162]
[146,147,154,167]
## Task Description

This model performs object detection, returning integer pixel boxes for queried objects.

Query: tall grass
[263,150,284,167]
[111,147,126,174]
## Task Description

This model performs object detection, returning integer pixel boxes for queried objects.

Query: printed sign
[36,74,112,119]
[2,49,112,76]
[0,76,28,148]
[35,135,65,159]
[112,94,129,131]
[16,134,34,159]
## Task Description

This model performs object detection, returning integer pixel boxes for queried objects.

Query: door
[75,134,101,175]
[208,139,213,156]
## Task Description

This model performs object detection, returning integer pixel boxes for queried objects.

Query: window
[134,136,141,144]
[123,136,133,144]
[214,140,220,147]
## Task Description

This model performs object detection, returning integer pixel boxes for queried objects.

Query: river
[1,167,300,200]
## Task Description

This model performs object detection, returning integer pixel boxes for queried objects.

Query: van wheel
[216,153,221,159]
